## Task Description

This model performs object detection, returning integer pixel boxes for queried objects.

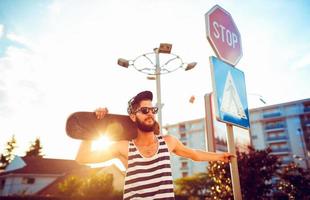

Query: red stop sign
[205,5,242,66]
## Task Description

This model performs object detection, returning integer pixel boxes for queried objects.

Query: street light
[297,128,309,169]
[248,93,267,105]
[117,43,197,133]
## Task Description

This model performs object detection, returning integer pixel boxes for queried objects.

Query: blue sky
[0,0,309,159]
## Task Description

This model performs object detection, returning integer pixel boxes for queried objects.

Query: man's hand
[220,152,235,163]
[95,107,108,120]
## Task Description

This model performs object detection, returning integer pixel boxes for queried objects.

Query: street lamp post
[154,48,163,131]
[297,128,309,169]
[117,43,197,134]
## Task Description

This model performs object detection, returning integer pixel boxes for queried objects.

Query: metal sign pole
[226,124,242,200]
[204,93,216,152]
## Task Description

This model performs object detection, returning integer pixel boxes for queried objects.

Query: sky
[0,0,309,161]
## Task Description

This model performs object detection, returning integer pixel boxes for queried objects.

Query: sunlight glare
[92,135,113,151]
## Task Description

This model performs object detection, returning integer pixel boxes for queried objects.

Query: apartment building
[164,98,310,179]
[164,118,208,180]
[250,98,310,169]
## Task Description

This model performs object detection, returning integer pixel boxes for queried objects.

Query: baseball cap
[127,91,153,114]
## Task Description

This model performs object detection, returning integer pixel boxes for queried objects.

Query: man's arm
[165,135,234,162]
[75,140,126,164]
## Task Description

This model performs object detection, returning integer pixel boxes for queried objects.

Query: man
[76,90,234,200]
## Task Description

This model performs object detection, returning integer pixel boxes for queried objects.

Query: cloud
[290,53,310,70]
[0,44,45,117]
[0,82,11,115]
[0,24,4,39]
[0,31,30,58]
[6,33,33,48]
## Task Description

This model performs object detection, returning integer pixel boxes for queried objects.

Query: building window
[251,135,258,139]
[270,142,290,152]
[180,133,186,139]
[179,124,186,132]
[267,131,287,141]
[0,179,5,189]
[22,177,35,184]
[263,108,281,118]
[265,120,285,130]
[181,162,188,169]
[182,172,188,177]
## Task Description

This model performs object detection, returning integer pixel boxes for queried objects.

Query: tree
[207,161,233,200]
[58,172,122,199]
[175,172,211,199]
[25,137,44,157]
[174,146,281,200]
[58,176,84,198]
[237,146,281,200]
[275,162,310,200]
[0,135,17,169]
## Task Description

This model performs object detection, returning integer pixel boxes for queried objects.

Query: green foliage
[25,137,44,157]
[58,176,84,198]
[58,172,121,199]
[174,146,282,199]
[174,172,211,199]
[0,135,17,169]
[275,162,310,200]
[83,173,114,198]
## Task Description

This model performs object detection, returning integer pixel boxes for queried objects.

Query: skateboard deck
[66,112,138,140]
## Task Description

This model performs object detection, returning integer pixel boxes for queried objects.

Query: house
[0,156,125,197]
[0,156,87,196]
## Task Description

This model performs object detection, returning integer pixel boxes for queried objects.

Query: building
[250,98,310,169]
[0,156,125,196]
[0,156,87,196]
[164,118,208,179]
[164,98,310,179]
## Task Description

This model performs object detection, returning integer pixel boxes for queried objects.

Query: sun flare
[90,135,126,171]
[92,135,113,151]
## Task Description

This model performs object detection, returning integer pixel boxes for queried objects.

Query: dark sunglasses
[135,107,158,115]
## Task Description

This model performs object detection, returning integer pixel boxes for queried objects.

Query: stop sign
[205,5,242,66]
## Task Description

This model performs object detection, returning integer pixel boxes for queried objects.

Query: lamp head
[146,76,156,80]
[185,62,197,71]
[158,43,172,54]
[117,58,130,68]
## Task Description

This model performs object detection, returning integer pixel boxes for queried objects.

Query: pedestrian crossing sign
[209,56,250,129]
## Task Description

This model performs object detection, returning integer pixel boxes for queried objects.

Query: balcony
[265,124,285,132]
[263,112,281,118]
[271,148,290,153]
[266,135,288,142]
[281,159,294,165]
[303,120,310,126]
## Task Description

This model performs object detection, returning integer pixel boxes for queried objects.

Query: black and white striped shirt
[123,135,175,200]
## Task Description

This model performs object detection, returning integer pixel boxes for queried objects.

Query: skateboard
[66,112,159,140]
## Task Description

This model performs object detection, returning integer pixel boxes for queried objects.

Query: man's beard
[136,117,155,132]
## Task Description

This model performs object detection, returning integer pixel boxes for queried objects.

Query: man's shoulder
[162,135,177,144]
[115,140,130,147]
[161,135,178,152]
[113,140,129,157]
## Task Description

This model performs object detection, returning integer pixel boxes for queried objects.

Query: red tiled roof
[0,156,87,176]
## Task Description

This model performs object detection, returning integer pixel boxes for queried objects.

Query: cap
[127,91,153,114]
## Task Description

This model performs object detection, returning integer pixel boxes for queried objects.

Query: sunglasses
[135,107,159,115]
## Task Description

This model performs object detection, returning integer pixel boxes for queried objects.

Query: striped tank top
[123,135,175,200]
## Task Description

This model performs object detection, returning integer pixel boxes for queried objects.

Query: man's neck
[134,131,156,146]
